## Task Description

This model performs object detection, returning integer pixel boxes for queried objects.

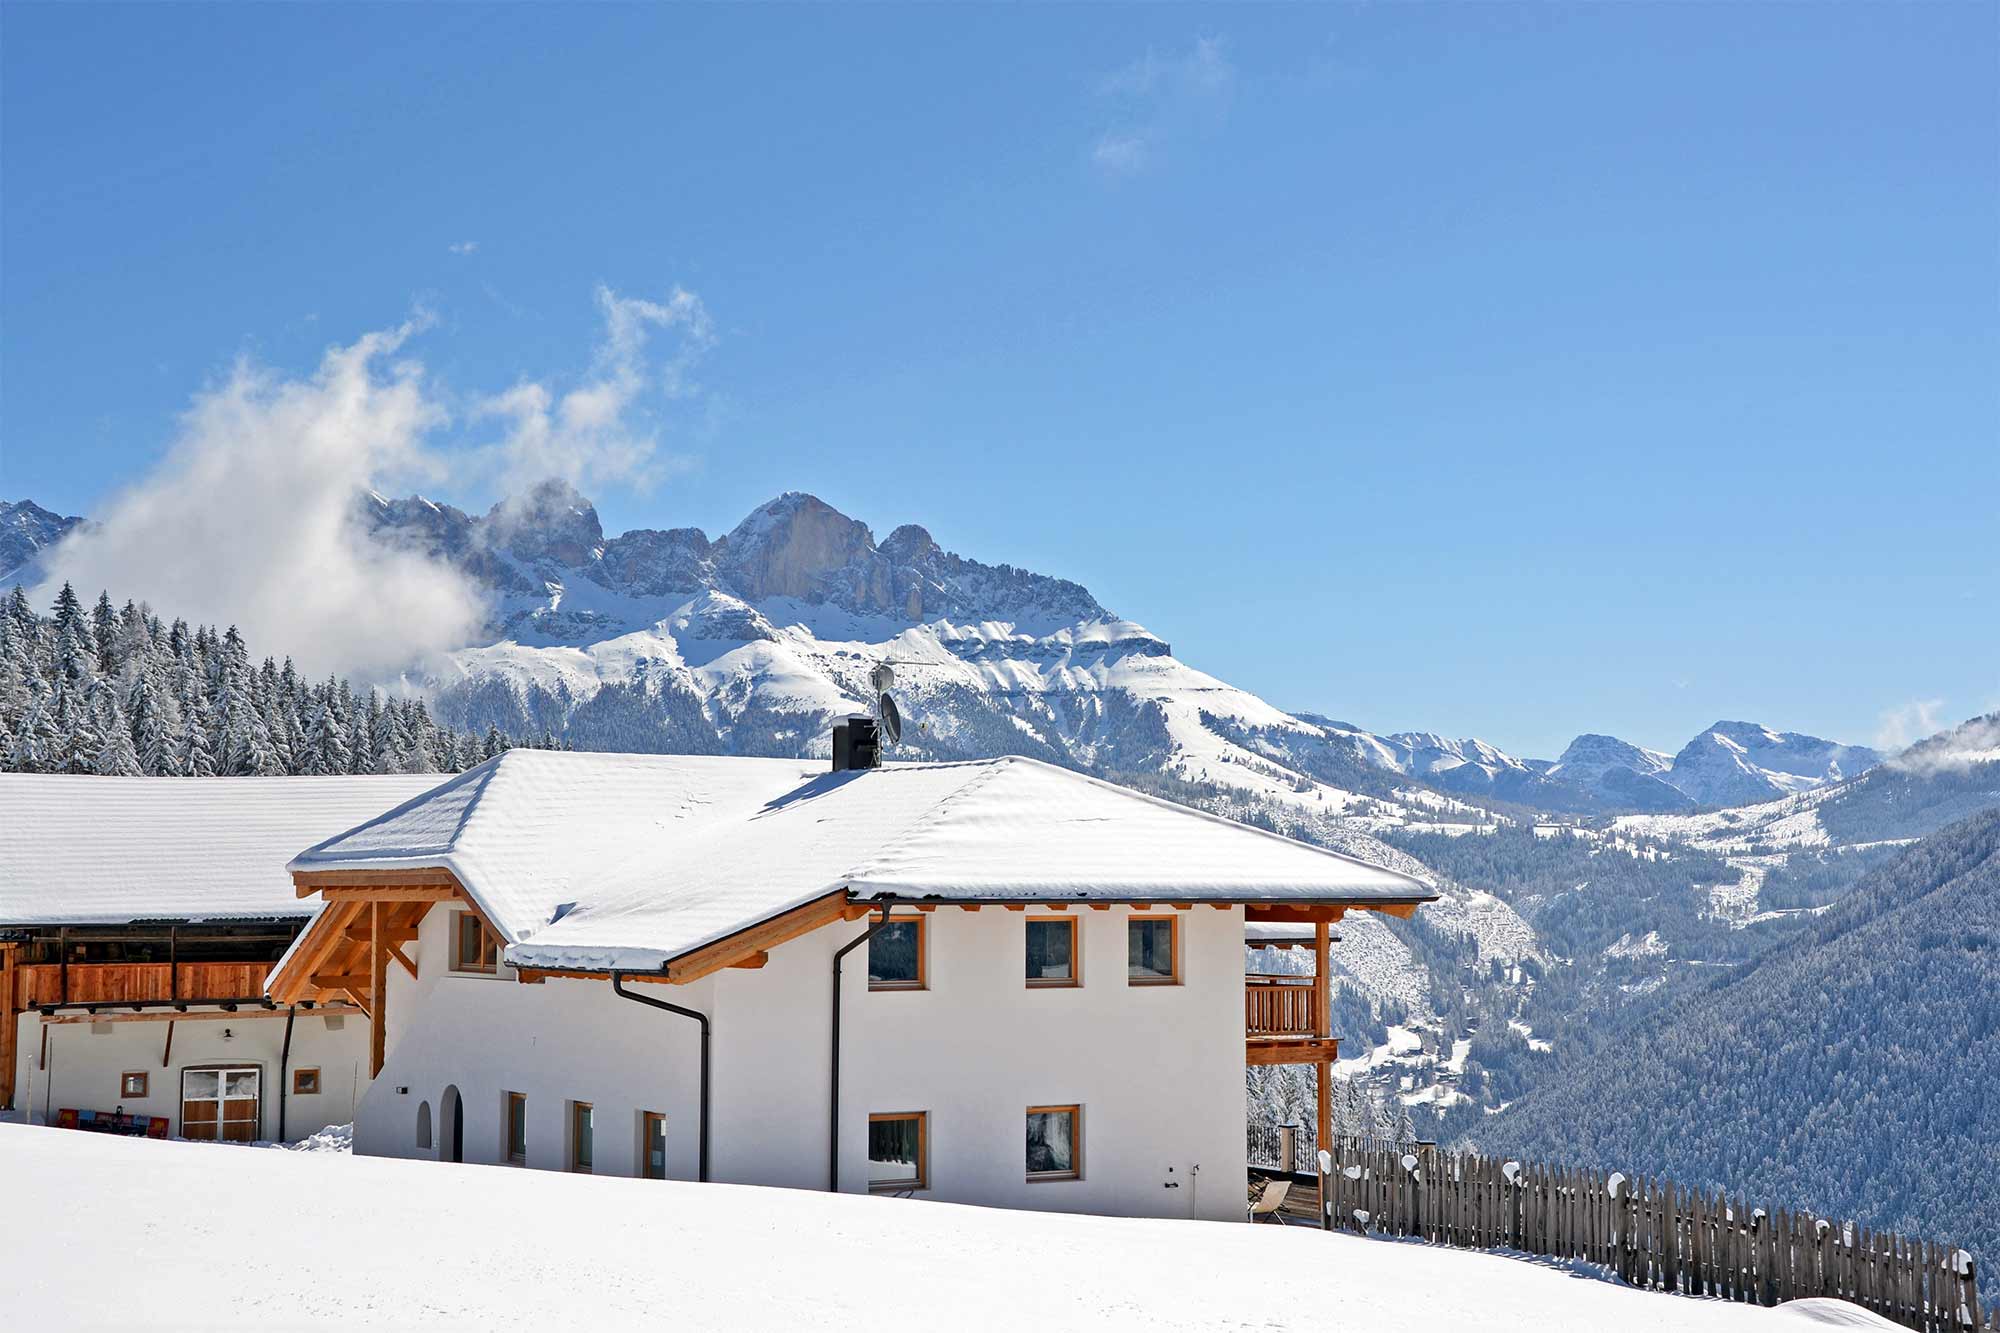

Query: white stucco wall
[354,903,1248,1223]
[8,1007,365,1142]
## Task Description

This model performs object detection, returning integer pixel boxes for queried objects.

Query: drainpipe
[611,972,710,1183]
[276,1005,297,1143]
[829,899,892,1192]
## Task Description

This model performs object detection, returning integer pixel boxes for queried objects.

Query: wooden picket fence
[1312,1138,1989,1333]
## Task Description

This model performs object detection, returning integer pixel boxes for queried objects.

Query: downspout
[829,899,892,1192]
[276,1005,297,1143]
[610,972,710,1183]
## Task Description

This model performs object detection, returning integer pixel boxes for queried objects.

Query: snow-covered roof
[0,774,447,927]
[289,751,1434,972]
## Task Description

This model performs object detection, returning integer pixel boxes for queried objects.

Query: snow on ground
[0,1124,1897,1332]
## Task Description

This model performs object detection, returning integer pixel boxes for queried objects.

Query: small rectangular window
[570,1101,594,1174]
[868,1111,928,1192]
[1128,915,1179,985]
[867,917,925,990]
[1024,916,1079,987]
[1026,1105,1081,1181]
[292,1068,321,1096]
[452,912,499,974]
[641,1111,667,1180]
[120,1071,148,1099]
[504,1091,527,1164]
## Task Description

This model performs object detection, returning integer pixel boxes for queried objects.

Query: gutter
[277,1005,297,1143]
[829,899,893,1192]
[610,972,710,1183]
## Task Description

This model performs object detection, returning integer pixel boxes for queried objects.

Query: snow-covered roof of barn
[0,774,447,926]
[289,750,1434,972]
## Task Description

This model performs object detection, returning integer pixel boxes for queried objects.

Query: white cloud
[1874,698,1946,754]
[1884,707,2000,776]
[448,241,479,255]
[37,284,715,681]
[1091,133,1152,176]
[474,283,713,494]
[1097,36,1234,99]
[1088,37,1235,177]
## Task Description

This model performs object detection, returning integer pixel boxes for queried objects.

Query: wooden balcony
[1245,974,1319,1037]
[1245,975,1340,1066]
[13,962,272,1009]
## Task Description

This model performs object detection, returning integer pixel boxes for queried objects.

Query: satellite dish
[870,662,895,693]
[877,693,903,746]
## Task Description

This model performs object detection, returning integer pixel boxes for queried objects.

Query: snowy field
[0,1124,1897,1332]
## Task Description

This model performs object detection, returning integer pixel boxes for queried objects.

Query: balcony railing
[14,962,272,1009]
[1245,974,1319,1038]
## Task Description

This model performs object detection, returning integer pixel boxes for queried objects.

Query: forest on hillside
[0,583,529,778]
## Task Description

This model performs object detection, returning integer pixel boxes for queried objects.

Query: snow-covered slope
[0,1124,1896,1332]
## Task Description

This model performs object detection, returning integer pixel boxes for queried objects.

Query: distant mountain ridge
[0,500,83,587]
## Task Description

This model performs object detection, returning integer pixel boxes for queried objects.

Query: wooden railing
[1245,975,1319,1037]
[13,962,272,1008]
[1309,1137,1989,1333]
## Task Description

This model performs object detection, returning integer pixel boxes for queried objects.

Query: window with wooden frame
[291,1067,321,1096]
[119,1071,148,1099]
[1024,915,1079,987]
[1127,914,1179,985]
[504,1091,528,1165]
[1026,1105,1081,1181]
[868,1111,928,1193]
[640,1111,667,1180]
[569,1100,594,1174]
[867,916,925,991]
[450,911,499,975]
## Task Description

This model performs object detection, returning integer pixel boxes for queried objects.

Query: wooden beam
[1004,904,1026,912]
[368,902,387,1078]
[727,952,769,969]
[309,973,372,991]
[293,867,460,894]
[386,941,418,981]
[342,924,418,945]
[513,969,676,986]
[1089,904,1111,911]
[960,904,981,911]
[41,1005,361,1027]
[840,904,873,921]
[1245,1036,1342,1066]
[318,886,460,902]
[1208,903,1232,910]
[270,900,364,1003]
[666,890,855,984]
[1359,902,1421,919]
[914,904,936,913]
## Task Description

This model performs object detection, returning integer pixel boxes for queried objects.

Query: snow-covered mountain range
[0,500,82,587]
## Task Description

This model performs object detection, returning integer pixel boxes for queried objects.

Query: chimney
[831,715,880,772]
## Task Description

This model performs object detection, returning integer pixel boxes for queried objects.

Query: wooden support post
[1312,919,1330,1038]
[1316,1055,1332,1221]
[0,942,16,1111]
[368,902,387,1078]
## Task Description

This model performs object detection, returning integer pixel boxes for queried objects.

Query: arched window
[416,1100,433,1151]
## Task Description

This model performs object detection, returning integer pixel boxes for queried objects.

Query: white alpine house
[273,747,1434,1221]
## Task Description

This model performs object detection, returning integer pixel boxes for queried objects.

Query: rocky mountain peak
[484,478,604,568]
[0,499,85,584]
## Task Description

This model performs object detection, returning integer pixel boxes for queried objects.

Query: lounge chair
[1248,1178,1292,1224]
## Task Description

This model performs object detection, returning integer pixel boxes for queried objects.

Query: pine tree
[482,723,507,762]
[90,696,143,776]
[127,665,178,776]
[50,581,85,636]
[91,591,118,677]
[8,692,60,772]
[299,688,352,776]
[173,700,218,778]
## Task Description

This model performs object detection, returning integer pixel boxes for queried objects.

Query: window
[867,917,925,990]
[1026,1105,1080,1181]
[504,1091,527,1164]
[416,1101,433,1151]
[1128,915,1179,985]
[119,1071,148,1099]
[868,1112,928,1192]
[570,1101,594,1174]
[451,912,499,975]
[641,1112,667,1180]
[1024,916,1079,987]
[292,1067,321,1096]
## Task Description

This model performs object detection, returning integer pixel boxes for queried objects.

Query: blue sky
[3,3,1994,758]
